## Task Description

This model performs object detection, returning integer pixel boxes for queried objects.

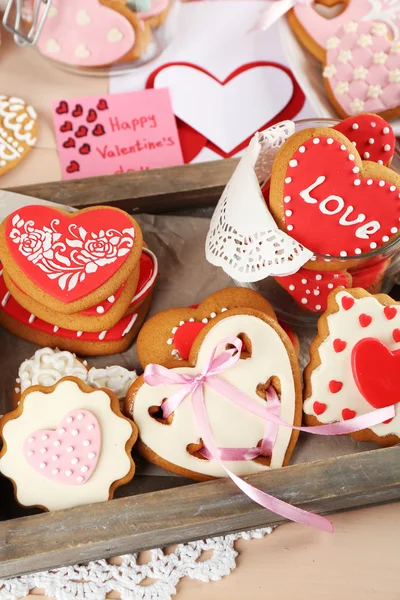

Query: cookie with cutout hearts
[303,287,400,447]
[126,307,303,481]
[269,126,400,271]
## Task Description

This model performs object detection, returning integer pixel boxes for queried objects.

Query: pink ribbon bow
[144,336,395,533]
[255,0,312,32]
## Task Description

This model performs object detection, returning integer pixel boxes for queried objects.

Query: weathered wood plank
[1,445,399,578]
[6,159,238,213]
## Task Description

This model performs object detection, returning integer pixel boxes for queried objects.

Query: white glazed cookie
[0,95,38,176]
[304,288,400,445]
[0,378,137,511]
[126,309,302,480]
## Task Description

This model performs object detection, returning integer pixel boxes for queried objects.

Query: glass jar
[4,0,179,75]
[238,118,400,328]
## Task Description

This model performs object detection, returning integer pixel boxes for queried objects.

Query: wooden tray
[1,161,400,579]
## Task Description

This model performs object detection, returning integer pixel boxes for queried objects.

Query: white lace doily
[205,121,313,283]
[0,528,272,600]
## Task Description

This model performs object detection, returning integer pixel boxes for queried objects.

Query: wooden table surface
[1,29,399,600]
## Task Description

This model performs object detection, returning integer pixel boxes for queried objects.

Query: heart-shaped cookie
[323,21,400,120]
[270,127,400,269]
[303,288,400,447]
[0,205,143,314]
[127,309,302,479]
[24,409,101,485]
[136,287,277,367]
[334,114,395,166]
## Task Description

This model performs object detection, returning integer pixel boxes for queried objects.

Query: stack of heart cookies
[0,205,158,355]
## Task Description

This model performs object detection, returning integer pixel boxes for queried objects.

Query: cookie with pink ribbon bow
[126,307,302,481]
[304,287,400,447]
[0,377,137,511]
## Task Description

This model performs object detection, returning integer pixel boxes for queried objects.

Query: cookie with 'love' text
[304,287,400,447]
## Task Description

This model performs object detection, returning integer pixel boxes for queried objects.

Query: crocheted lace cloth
[0,527,272,600]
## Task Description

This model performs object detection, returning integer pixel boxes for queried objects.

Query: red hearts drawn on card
[334,115,395,166]
[63,137,76,149]
[146,62,305,162]
[72,104,84,118]
[66,160,80,174]
[75,125,88,138]
[97,99,108,111]
[92,124,106,137]
[352,338,400,409]
[87,109,97,123]
[56,101,69,115]
[60,121,73,133]
[79,144,91,155]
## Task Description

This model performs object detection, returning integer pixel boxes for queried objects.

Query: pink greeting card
[52,89,184,180]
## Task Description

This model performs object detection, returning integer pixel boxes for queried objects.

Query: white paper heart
[152,65,294,154]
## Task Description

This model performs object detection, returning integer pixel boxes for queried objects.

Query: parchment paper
[0,211,379,473]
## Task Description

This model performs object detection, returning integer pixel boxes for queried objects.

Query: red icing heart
[342,408,356,421]
[93,124,106,137]
[63,137,75,149]
[87,109,97,123]
[97,99,108,111]
[56,101,69,115]
[341,296,354,311]
[329,380,342,394]
[72,104,83,118]
[173,321,207,360]
[393,329,400,343]
[334,115,395,166]
[79,143,91,155]
[5,206,137,303]
[313,401,327,416]
[333,338,347,353]
[352,338,400,409]
[384,306,397,320]
[75,125,88,138]
[66,160,80,174]
[276,268,348,312]
[60,121,73,133]
[359,314,372,328]
[277,135,400,256]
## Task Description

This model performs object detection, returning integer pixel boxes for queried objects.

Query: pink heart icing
[323,21,400,116]
[24,409,101,485]
[37,0,135,67]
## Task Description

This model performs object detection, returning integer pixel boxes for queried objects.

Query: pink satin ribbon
[255,0,312,32]
[144,336,396,533]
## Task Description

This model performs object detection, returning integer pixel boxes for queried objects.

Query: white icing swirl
[87,366,137,399]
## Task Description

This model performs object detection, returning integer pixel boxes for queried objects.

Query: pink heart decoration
[24,409,101,485]
[323,21,400,117]
[37,0,135,67]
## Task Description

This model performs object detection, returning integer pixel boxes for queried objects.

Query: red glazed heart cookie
[334,114,395,166]
[303,288,400,447]
[0,377,137,511]
[270,127,400,270]
[0,205,143,314]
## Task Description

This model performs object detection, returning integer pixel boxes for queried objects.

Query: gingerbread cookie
[269,127,400,270]
[323,21,400,120]
[36,0,151,67]
[333,114,396,166]
[304,287,400,447]
[127,0,171,29]
[0,205,143,315]
[13,347,137,407]
[0,377,137,511]
[136,287,277,366]
[126,308,302,480]
[0,95,38,177]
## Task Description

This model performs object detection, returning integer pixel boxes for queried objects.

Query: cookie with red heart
[0,377,137,511]
[0,205,143,315]
[303,287,400,447]
[269,127,400,270]
[333,115,396,166]
[136,287,279,367]
[126,308,302,480]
